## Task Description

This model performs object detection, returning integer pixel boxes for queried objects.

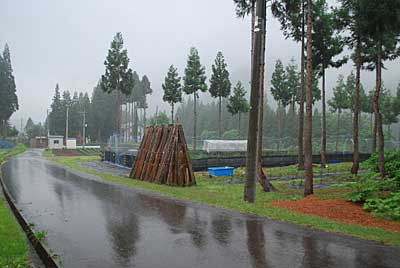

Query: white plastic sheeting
[203,140,247,153]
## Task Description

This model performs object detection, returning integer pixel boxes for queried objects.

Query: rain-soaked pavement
[1,150,400,268]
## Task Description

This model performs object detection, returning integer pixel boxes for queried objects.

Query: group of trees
[233,0,400,201]
[162,48,249,150]
[100,32,152,142]
[45,33,154,144]
[47,84,90,141]
[0,44,18,137]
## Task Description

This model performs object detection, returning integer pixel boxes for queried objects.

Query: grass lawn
[48,155,400,246]
[0,144,29,268]
[261,162,354,178]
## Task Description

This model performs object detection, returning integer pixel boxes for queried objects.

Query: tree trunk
[244,0,265,203]
[291,101,296,147]
[134,103,138,142]
[257,1,274,192]
[321,66,327,167]
[171,103,174,124]
[336,109,341,152]
[277,103,281,152]
[193,92,197,150]
[372,113,377,153]
[304,0,314,197]
[351,40,361,174]
[374,32,385,177]
[238,112,241,136]
[125,100,128,142]
[143,104,146,130]
[131,101,134,141]
[117,92,122,138]
[219,96,222,138]
[298,0,306,170]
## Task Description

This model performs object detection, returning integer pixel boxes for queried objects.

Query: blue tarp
[0,139,15,149]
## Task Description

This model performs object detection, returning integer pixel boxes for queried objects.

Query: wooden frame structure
[129,124,195,186]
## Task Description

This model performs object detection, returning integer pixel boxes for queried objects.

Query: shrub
[363,192,400,220]
[362,150,400,178]
[200,130,218,140]
[350,150,400,220]
[222,129,240,139]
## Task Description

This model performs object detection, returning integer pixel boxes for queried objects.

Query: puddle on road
[1,151,399,268]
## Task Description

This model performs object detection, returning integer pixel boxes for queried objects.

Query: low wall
[104,151,371,171]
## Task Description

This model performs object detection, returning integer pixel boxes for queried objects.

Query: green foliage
[137,75,152,110]
[363,192,400,220]
[35,230,48,242]
[209,51,231,99]
[271,0,303,42]
[271,59,290,107]
[200,130,218,140]
[183,47,207,97]
[162,65,182,122]
[222,129,240,139]
[0,44,19,132]
[363,150,400,178]
[149,112,170,126]
[88,82,118,142]
[285,58,300,106]
[227,81,249,116]
[328,75,347,112]
[24,118,46,139]
[101,32,135,96]
[0,145,28,268]
[311,0,347,75]
[350,151,400,220]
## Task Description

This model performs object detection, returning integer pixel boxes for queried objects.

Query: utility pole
[47,109,50,137]
[66,106,69,146]
[79,108,87,148]
[83,110,86,148]
[244,0,265,203]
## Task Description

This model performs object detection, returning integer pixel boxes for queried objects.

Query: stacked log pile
[129,124,196,186]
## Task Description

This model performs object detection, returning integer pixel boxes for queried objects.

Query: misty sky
[1,0,399,130]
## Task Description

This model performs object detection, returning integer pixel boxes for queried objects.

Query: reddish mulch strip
[269,195,400,232]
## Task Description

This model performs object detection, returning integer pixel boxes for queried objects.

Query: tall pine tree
[358,0,400,176]
[209,51,231,138]
[227,81,249,136]
[183,47,207,150]
[162,65,182,123]
[0,44,18,135]
[101,32,135,137]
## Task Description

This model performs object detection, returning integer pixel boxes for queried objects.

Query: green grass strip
[0,144,29,268]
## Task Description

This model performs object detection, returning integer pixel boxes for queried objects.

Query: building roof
[48,135,64,139]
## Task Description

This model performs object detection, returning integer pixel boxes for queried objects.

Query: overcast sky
[1,0,399,130]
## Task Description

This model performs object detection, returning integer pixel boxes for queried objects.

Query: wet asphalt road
[1,150,400,268]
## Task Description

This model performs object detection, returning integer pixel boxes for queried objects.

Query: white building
[48,135,64,149]
[66,138,77,149]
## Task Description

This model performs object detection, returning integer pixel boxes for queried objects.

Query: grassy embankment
[47,154,400,246]
[0,144,29,268]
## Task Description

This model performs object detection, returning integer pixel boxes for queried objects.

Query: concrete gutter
[0,164,60,268]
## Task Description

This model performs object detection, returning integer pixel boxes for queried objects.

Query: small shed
[66,138,77,149]
[30,136,48,148]
[48,135,64,149]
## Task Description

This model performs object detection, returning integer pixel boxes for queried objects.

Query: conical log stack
[129,124,195,186]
